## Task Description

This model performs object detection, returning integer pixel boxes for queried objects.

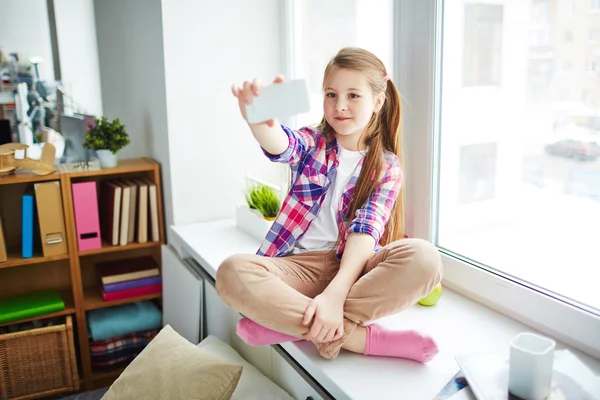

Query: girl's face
[323,68,384,148]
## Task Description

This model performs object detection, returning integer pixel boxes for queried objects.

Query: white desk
[170,219,600,400]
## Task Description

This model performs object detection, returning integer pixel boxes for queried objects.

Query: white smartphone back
[245,79,310,124]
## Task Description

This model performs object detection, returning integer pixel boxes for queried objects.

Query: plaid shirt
[257,125,402,260]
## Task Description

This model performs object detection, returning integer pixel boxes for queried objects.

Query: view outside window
[437,0,600,312]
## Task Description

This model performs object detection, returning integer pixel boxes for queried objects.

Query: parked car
[544,138,600,161]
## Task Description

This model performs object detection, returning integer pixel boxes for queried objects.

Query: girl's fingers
[273,75,285,84]
[323,329,336,343]
[266,119,275,127]
[314,326,328,343]
[309,320,322,339]
[334,326,344,341]
[252,78,261,96]
[303,303,316,326]
[231,84,239,97]
[242,81,253,104]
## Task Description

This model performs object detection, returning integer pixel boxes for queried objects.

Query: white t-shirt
[294,146,364,253]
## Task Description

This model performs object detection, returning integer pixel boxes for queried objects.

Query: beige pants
[216,238,442,359]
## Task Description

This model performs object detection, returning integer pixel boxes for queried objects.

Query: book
[116,181,130,246]
[455,350,598,400]
[0,289,65,324]
[100,181,122,246]
[101,284,162,302]
[96,256,160,285]
[134,179,148,243]
[103,276,162,293]
[144,179,160,242]
[0,210,6,263]
[121,179,138,244]
[21,188,35,258]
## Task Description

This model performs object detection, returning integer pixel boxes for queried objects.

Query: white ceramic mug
[508,332,556,400]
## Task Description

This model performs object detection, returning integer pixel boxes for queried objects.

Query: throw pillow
[102,324,242,400]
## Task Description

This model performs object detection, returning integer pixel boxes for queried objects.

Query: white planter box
[235,205,273,241]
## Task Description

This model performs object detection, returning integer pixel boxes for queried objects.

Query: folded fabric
[91,329,158,371]
[87,301,162,341]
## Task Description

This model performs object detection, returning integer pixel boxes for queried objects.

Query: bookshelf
[0,157,165,393]
[1,249,69,269]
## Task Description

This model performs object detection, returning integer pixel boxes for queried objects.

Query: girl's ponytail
[378,79,404,245]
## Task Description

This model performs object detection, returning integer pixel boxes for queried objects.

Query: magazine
[454,349,599,400]
[434,370,470,400]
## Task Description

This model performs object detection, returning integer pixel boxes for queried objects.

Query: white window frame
[396,0,600,359]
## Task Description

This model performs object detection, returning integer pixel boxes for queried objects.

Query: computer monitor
[0,120,11,145]
[60,115,89,163]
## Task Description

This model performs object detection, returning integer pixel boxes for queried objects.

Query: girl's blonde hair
[317,47,404,245]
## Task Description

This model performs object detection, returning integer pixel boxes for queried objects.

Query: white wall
[161,0,283,225]
[53,0,103,116]
[0,0,55,81]
[94,0,174,233]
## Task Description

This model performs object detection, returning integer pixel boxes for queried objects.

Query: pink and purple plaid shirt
[257,125,402,260]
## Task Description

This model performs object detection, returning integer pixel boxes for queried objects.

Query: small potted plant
[245,184,280,220]
[83,116,130,168]
[236,184,281,239]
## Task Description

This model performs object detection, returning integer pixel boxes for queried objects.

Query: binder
[100,181,122,246]
[114,181,130,246]
[134,179,148,243]
[72,181,102,252]
[34,181,68,257]
[0,211,6,262]
[21,188,35,258]
[144,179,160,242]
[121,179,138,244]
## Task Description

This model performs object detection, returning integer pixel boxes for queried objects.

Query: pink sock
[236,318,303,346]
[364,323,439,363]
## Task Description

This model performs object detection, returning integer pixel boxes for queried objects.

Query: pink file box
[72,181,102,251]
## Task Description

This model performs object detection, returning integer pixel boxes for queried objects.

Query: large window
[437,0,600,314]
[288,0,393,129]
[286,0,600,357]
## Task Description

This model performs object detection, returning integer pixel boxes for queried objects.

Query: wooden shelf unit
[79,240,160,257]
[0,157,165,392]
[0,248,70,269]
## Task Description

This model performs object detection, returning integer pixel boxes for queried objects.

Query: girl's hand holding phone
[231,75,285,127]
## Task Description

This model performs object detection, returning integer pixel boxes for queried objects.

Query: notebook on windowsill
[454,349,598,400]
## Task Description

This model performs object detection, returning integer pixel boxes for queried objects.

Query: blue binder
[22,190,34,258]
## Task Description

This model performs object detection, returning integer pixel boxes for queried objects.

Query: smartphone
[245,79,310,124]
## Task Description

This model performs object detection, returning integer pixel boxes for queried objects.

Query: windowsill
[170,219,600,400]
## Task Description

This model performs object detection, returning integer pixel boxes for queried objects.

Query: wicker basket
[0,315,79,400]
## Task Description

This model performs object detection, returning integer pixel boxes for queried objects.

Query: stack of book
[96,257,162,302]
[99,178,161,246]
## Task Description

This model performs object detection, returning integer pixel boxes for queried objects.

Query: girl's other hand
[231,75,285,127]
[302,293,345,343]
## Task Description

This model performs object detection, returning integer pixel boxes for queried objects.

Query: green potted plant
[244,184,280,221]
[83,116,130,168]
[236,183,281,240]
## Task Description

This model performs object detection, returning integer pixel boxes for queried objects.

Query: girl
[216,47,442,363]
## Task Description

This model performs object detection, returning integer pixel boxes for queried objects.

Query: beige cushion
[102,325,242,400]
